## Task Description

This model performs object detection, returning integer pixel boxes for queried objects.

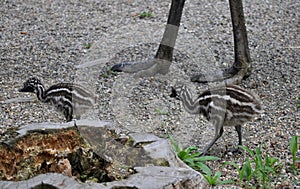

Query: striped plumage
[19,77,95,122]
[170,84,262,155]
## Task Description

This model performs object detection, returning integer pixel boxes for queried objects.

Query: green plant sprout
[83,42,93,49]
[102,67,117,78]
[226,145,283,189]
[169,134,233,186]
[139,11,152,18]
[290,136,299,175]
[154,108,168,115]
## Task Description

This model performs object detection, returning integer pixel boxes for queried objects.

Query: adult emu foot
[110,0,184,77]
[190,63,251,84]
[111,58,171,77]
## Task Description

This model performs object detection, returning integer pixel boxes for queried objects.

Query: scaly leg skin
[110,59,157,73]
[235,125,242,146]
[110,0,185,77]
[190,62,250,84]
[111,58,171,78]
[111,0,251,84]
[191,0,252,84]
[232,125,243,154]
[201,124,224,156]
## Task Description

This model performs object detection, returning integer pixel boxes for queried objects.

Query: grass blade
[290,136,298,162]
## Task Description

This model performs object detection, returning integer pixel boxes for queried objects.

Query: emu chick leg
[202,123,224,156]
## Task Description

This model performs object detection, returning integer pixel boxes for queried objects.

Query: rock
[105,166,205,189]
[0,166,205,189]
[0,120,208,188]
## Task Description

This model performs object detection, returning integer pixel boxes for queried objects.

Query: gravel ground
[1,0,299,187]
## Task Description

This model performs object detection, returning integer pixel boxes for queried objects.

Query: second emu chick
[19,77,95,122]
[170,84,262,155]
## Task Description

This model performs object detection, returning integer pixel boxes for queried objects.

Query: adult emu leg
[111,0,251,83]
[111,0,185,77]
[191,0,251,83]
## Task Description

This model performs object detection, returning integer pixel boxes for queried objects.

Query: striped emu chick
[19,77,95,122]
[170,84,262,155]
